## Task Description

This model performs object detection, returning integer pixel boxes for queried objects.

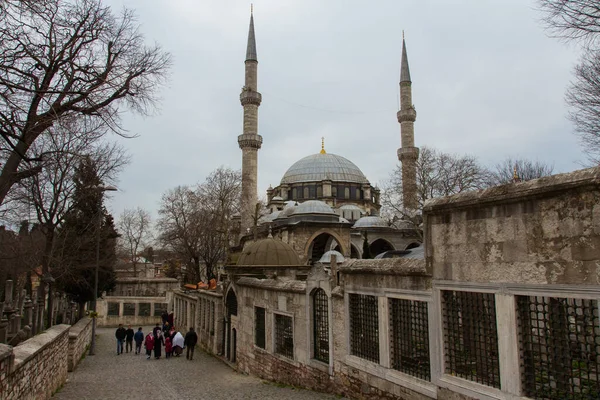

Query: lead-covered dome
[238,237,301,266]
[280,153,369,185]
[292,200,336,216]
[352,216,390,229]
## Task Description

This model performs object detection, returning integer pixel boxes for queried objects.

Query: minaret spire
[238,9,263,237]
[246,6,257,61]
[397,34,419,211]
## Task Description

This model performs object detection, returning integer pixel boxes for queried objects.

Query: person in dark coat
[152,323,161,337]
[154,330,164,359]
[184,327,198,360]
[134,327,144,355]
[115,324,126,355]
[125,325,135,353]
[167,311,174,329]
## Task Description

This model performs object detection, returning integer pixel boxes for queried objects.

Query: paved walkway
[53,327,341,400]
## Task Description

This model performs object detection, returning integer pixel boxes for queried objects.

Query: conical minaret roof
[246,11,257,61]
[400,36,411,83]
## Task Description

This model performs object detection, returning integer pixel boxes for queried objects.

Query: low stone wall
[0,320,94,400]
[0,325,70,400]
[67,317,92,372]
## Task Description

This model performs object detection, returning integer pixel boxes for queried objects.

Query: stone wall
[0,325,70,400]
[67,317,92,372]
[96,295,172,327]
[424,167,600,285]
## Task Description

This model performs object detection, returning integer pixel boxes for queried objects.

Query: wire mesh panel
[255,307,266,349]
[390,298,431,381]
[123,303,135,316]
[274,314,294,359]
[313,289,329,363]
[442,290,500,388]
[517,295,600,399]
[349,293,380,363]
[138,303,150,316]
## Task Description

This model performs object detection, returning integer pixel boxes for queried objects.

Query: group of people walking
[115,323,198,361]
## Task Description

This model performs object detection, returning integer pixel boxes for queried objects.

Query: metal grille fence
[313,289,329,363]
[138,303,150,316]
[442,290,500,388]
[349,293,379,363]
[390,298,430,381]
[123,303,135,316]
[255,307,266,349]
[517,295,600,399]
[274,314,294,359]
[107,302,119,316]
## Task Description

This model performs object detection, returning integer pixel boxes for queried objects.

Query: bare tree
[157,186,203,282]
[0,0,171,206]
[117,207,152,277]
[538,1,600,164]
[381,146,489,228]
[486,157,554,185]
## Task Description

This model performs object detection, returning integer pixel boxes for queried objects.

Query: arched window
[317,186,322,198]
[313,288,329,363]
[304,187,309,199]
[344,187,350,199]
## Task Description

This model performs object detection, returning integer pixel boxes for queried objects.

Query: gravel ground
[53,327,341,400]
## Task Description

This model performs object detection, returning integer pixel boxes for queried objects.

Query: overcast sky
[101,0,582,221]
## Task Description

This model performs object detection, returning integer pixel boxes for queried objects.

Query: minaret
[239,8,262,235]
[397,34,419,210]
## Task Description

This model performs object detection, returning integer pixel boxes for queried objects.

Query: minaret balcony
[238,134,263,149]
[240,90,262,106]
[397,108,416,123]
[397,146,419,161]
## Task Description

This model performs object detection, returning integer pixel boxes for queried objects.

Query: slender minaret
[397,34,419,210]
[239,8,262,235]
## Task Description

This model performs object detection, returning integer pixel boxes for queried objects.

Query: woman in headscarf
[154,329,164,359]
[172,331,185,357]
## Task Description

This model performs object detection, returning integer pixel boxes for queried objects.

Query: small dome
[339,216,350,223]
[275,205,296,219]
[292,200,336,216]
[352,216,389,229]
[260,210,280,223]
[281,153,369,185]
[272,196,284,201]
[318,250,345,264]
[237,238,301,266]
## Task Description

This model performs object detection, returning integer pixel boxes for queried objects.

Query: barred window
[255,307,266,349]
[138,303,150,316]
[442,290,500,388]
[313,289,329,363]
[211,302,215,334]
[517,296,600,399]
[274,314,293,359]
[389,298,430,381]
[107,302,119,316]
[154,303,167,317]
[201,299,206,330]
[349,293,379,363]
[123,303,135,316]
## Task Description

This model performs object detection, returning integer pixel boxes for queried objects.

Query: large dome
[280,153,369,185]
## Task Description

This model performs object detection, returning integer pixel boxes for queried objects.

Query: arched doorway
[225,289,237,362]
[308,233,339,264]
[370,238,394,258]
[350,244,360,259]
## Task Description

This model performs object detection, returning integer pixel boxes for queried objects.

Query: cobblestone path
[53,327,341,400]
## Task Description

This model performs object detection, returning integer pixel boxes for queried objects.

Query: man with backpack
[134,327,144,355]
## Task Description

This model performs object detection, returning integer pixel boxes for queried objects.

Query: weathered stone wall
[96,295,172,327]
[67,317,92,372]
[424,167,600,284]
[111,277,178,297]
[0,325,70,400]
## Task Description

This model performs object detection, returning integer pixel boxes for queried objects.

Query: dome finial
[320,137,326,154]
[268,224,273,238]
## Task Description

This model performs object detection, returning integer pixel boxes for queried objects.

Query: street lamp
[89,185,117,356]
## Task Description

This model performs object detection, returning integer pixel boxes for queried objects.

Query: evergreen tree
[52,157,117,309]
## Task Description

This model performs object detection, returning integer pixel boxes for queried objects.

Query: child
[144,332,154,360]
[165,337,173,359]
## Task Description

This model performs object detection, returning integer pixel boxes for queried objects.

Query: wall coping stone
[12,324,70,368]
[68,317,92,339]
[103,295,168,301]
[339,258,429,276]
[423,166,600,213]
[116,277,178,283]
[236,277,306,293]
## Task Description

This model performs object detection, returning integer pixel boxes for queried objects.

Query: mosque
[235,11,421,264]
